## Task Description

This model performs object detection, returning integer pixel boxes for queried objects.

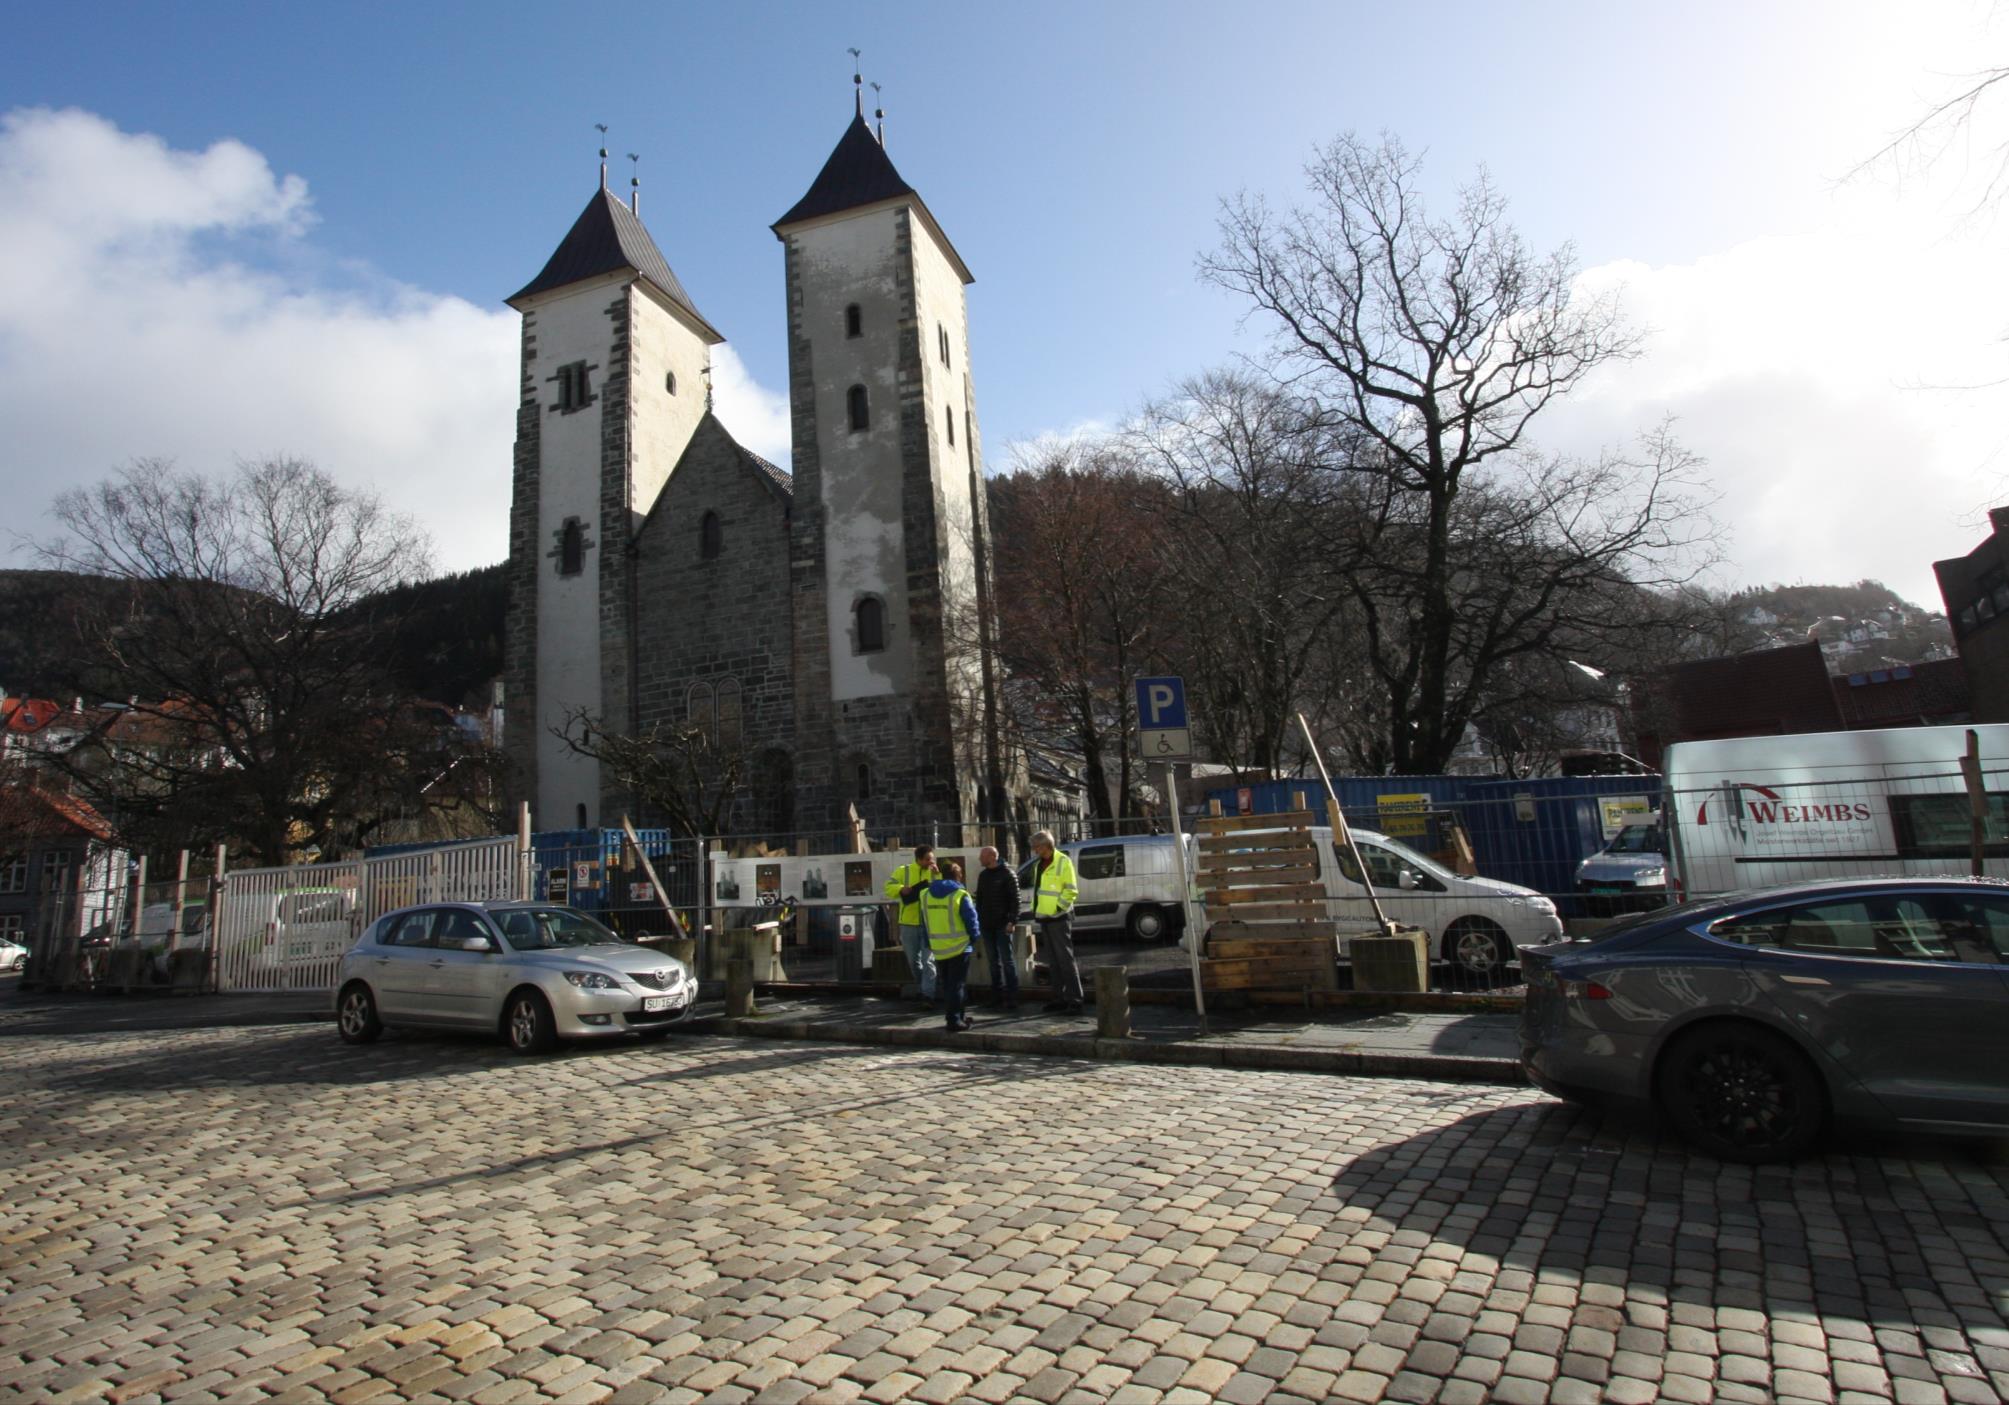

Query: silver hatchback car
[334,902,697,1054]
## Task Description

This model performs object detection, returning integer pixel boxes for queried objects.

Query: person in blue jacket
[918,859,982,1032]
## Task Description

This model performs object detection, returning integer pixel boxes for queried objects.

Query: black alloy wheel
[1656,1023,1824,1163]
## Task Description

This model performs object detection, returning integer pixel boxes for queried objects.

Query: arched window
[665,369,677,395]
[700,510,722,560]
[716,679,742,747]
[847,384,869,432]
[938,323,951,368]
[687,681,714,739]
[945,406,955,446]
[845,303,862,338]
[575,802,588,831]
[854,596,886,654]
[855,760,874,801]
[558,518,584,576]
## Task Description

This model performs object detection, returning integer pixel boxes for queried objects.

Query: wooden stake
[1962,729,1988,879]
[1298,713,1393,936]
[620,816,688,939]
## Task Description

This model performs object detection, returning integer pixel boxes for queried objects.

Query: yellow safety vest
[921,886,974,959]
[1032,851,1078,917]
[885,862,935,926]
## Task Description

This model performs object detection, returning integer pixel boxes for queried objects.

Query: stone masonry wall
[502,313,542,815]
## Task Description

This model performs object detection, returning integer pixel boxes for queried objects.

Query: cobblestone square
[3,1025,2009,1403]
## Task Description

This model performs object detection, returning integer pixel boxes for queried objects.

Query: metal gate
[216,837,523,994]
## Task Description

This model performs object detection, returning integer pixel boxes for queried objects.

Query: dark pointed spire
[772,109,916,229]
[509,186,723,341]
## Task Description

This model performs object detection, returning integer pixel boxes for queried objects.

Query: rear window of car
[1710,892,1997,963]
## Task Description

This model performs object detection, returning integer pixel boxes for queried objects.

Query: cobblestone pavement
[4,1028,2009,1404]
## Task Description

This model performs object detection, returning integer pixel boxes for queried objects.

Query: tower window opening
[854,595,886,654]
[938,324,951,368]
[945,407,954,446]
[855,761,873,800]
[576,803,588,830]
[552,360,595,413]
[557,518,585,576]
[666,370,677,395]
[688,681,715,738]
[700,509,722,560]
[845,303,862,338]
[716,678,742,747]
[847,384,870,432]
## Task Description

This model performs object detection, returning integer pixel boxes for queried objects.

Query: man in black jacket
[973,846,1022,1010]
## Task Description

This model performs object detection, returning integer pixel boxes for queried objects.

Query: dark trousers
[1041,914,1083,1004]
[937,951,970,1028]
[983,922,1019,999]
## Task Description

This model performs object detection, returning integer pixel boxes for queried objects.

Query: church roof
[771,110,974,282]
[773,110,915,228]
[740,444,793,505]
[509,187,722,339]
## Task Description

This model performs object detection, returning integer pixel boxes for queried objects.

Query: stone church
[502,106,1011,839]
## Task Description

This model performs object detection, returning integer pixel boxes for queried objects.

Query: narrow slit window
[558,519,584,576]
[688,681,715,739]
[855,596,886,654]
[716,679,742,748]
[666,370,677,395]
[845,303,862,338]
[945,407,954,445]
[700,510,722,560]
[847,384,870,432]
[938,324,951,368]
[856,761,873,800]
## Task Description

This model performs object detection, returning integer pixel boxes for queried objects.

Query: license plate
[1592,886,1622,894]
[643,995,675,1012]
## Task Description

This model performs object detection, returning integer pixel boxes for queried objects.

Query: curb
[681,1014,1526,1086]
[0,1007,333,1038]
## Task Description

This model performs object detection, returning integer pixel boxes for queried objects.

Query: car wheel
[1126,905,1169,942]
[1444,918,1512,984]
[337,983,382,1045]
[1655,1022,1825,1163]
[505,990,560,1055]
[9,954,23,972]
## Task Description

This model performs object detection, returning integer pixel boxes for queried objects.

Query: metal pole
[206,844,227,994]
[128,855,147,940]
[1297,712,1393,935]
[1963,728,1988,879]
[1163,768,1207,1030]
[517,800,533,900]
[170,849,189,954]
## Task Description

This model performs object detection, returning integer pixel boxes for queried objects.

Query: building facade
[503,111,1009,839]
[1936,506,2009,724]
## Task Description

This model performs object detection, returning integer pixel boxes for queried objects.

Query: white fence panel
[361,836,521,924]
[215,860,364,994]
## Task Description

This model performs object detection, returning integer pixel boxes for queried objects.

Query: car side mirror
[1398,870,1418,891]
[460,936,495,953]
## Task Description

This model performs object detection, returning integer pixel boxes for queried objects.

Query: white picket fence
[215,837,522,994]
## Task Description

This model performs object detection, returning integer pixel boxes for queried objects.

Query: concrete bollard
[1094,966,1131,1039]
[726,955,756,1018]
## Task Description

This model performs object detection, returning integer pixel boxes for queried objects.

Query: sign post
[1163,767,1207,1030]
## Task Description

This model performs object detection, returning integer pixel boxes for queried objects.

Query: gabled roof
[634,413,793,541]
[509,188,723,341]
[772,111,972,282]
[0,783,113,842]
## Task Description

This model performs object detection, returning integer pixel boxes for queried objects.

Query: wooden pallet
[1194,812,1338,992]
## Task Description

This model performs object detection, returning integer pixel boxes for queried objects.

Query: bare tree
[555,708,751,839]
[37,456,465,865]
[1202,134,1713,770]
[989,443,1178,830]
[1131,370,1357,776]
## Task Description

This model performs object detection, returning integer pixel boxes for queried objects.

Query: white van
[1664,723,2009,897]
[1051,828,1564,978]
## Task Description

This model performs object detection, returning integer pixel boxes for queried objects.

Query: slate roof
[738,444,793,505]
[509,188,721,339]
[774,111,917,228]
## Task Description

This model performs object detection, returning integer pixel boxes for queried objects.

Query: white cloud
[0,107,791,576]
[1542,184,2009,611]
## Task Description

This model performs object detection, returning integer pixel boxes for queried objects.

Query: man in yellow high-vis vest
[884,845,939,1002]
[920,858,982,1032]
[1030,830,1083,1013]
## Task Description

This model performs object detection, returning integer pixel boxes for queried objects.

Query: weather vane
[595,123,609,187]
[627,153,641,213]
[848,47,862,113]
[871,81,885,145]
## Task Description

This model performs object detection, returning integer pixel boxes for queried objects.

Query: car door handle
[428,959,445,968]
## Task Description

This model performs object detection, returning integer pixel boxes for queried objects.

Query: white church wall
[527,274,625,828]
[630,285,712,520]
[794,205,914,703]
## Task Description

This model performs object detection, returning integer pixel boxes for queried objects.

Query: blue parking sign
[1135,676,1187,730]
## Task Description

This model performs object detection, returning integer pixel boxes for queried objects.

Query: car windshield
[1606,826,1664,854]
[492,907,627,951]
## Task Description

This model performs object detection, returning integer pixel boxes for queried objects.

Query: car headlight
[1633,867,1666,885]
[1512,894,1557,912]
[563,971,623,990]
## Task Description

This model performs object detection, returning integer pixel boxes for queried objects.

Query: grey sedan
[1521,877,2009,1161]
[335,902,696,1054]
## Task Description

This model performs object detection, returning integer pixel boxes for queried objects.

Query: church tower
[503,179,724,830]
[774,108,1002,834]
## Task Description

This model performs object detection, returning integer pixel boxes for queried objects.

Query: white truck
[1662,723,2009,897]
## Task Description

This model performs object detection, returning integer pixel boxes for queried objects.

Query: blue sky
[1,1,2004,605]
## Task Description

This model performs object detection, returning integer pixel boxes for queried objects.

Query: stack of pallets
[1197,810,1339,993]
